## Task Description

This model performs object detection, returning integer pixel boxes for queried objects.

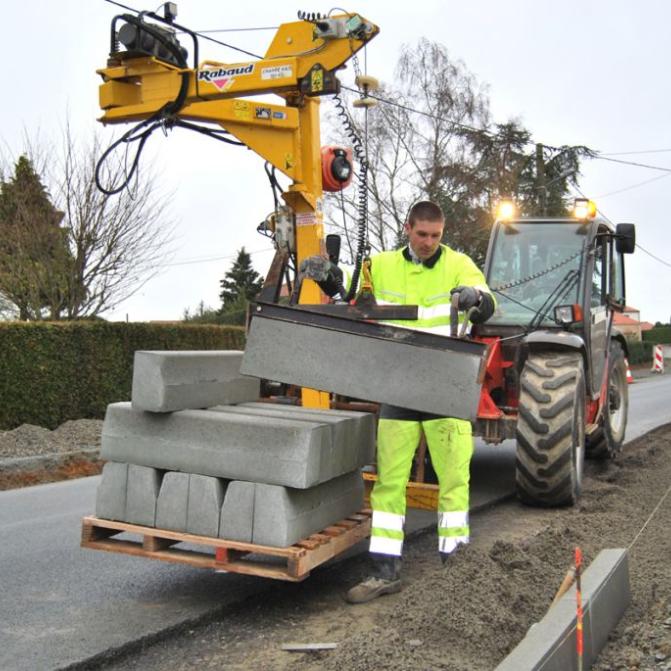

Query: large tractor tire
[586,341,628,460]
[515,351,586,507]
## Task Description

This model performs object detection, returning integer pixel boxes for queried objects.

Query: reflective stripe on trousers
[369,417,473,557]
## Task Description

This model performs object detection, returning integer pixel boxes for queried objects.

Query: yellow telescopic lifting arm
[97,10,378,408]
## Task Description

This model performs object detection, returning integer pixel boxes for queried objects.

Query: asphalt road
[1,375,669,671]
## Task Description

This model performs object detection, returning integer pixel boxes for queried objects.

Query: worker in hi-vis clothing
[345,201,496,604]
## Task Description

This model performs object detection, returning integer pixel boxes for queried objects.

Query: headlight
[573,198,597,220]
[496,200,515,221]
[554,304,584,325]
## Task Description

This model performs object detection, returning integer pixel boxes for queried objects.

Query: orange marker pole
[575,547,584,671]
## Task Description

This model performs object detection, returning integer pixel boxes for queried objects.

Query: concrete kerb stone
[96,465,364,548]
[187,475,226,538]
[239,402,377,465]
[131,350,260,413]
[208,405,345,473]
[126,465,162,527]
[241,314,485,421]
[155,472,189,532]
[251,471,364,547]
[101,402,337,488]
[494,548,630,671]
[210,404,371,473]
[219,481,254,542]
[219,472,364,547]
[95,462,128,521]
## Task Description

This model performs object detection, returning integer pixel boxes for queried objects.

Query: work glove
[450,285,495,323]
[450,286,481,310]
[299,256,345,298]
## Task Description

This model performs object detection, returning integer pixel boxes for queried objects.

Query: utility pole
[536,143,547,216]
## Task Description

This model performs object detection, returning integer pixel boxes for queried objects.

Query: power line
[104,0,671,215]
[340,85,494,139]
[185,26,278,34]
[596,172,671,199]
[159,246,274,268]
[594,155,671,173]
[105,0,671,176]
[103,0,137,11]
[601,148,671,157]
[102,1,580,155]
[573,188,671,269]
[635,244,671,269]
[179,32,261,59]
[102,0,263,59]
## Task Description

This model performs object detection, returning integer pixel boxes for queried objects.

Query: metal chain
[491,248,584,292]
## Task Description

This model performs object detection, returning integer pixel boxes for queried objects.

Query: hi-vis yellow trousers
[369,417,473,557]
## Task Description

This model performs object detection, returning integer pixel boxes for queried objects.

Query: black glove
[299,256,344,298]
[469,292,495,324]
[450,286,481,310]
[319,263,345,298]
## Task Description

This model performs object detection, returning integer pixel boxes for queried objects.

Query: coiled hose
[332,92,369,302]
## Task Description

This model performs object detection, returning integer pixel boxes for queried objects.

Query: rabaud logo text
[198,64,254,81]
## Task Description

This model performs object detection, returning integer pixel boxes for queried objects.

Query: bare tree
[58,124,174,318]
[0,124,174,319]
[325,40,593,267]
[325,39,490,257]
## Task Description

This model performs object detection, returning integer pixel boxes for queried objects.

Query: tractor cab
[482,199,635,330]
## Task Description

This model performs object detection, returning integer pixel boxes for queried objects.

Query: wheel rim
[608,365,627,440]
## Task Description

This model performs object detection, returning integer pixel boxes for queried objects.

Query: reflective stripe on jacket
[370,244,492,335]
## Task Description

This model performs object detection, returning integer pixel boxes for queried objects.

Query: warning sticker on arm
[261,65,294,80]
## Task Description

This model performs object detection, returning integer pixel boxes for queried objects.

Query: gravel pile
[0,420,103,459]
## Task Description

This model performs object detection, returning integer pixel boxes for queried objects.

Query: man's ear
[403,221,411,236]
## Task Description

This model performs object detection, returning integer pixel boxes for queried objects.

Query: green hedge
[0,321,245,430]
[625,340,654,366]
[643,327,671,344]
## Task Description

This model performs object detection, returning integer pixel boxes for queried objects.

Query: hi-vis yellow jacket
[370,244,492,336]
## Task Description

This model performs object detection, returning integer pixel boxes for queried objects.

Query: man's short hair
[407,201,444,227]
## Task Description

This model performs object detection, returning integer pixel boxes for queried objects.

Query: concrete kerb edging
[495,548,630,671]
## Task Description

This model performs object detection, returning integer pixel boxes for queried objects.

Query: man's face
[405,218,444,260]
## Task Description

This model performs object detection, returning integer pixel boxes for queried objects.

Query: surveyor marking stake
[575,546,584,671]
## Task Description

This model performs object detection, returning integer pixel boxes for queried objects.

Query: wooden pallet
[81,511,371,582]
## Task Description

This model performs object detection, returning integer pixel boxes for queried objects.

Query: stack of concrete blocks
[95,351,373,547]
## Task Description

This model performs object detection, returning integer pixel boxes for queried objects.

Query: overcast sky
[2,0,669,323]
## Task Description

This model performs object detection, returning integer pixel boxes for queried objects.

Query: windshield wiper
[527,268,580,330]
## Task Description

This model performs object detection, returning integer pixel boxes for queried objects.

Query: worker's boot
[345,554,402,604]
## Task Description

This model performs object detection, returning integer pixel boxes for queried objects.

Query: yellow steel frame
[97,14,378,410]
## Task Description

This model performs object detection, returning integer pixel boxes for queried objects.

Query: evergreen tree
[218,247,264,313]
[0,155,69,319]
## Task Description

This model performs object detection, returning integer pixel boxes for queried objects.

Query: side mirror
[615,223,636,254]
[325,234,341,265]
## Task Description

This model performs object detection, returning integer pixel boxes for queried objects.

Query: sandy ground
[87,423,671,671]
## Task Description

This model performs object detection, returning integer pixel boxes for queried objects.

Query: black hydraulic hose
[96,14,191,195]
[332,92,369,301]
